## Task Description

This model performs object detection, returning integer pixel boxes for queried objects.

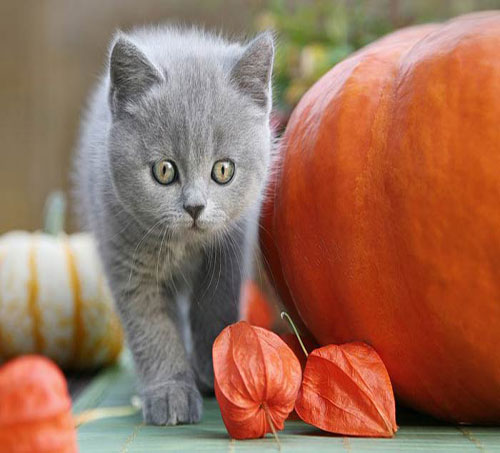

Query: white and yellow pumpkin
[0,231,123,369]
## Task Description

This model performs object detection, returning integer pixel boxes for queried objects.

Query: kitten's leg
[189,228,249,393]
[109,272,202,425]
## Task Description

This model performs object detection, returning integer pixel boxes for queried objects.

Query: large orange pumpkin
[262,12,500,423]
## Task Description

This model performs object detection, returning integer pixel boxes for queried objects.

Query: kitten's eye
[152,160,177,185]
[212,159,235,185]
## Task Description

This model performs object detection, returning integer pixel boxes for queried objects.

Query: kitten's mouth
[190,222,203,232]
[181,219,210,234]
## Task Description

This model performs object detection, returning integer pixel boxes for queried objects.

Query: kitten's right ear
[109,35,164,116]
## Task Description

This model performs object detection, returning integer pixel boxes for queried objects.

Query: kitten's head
[106,28,274,241]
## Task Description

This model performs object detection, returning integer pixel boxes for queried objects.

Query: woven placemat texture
[75,353,500,453]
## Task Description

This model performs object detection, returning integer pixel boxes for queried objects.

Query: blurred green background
[1,0,499,233]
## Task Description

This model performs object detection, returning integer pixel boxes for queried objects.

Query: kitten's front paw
[142,380,202,425]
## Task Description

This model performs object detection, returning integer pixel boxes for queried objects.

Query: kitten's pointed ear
[109,35,163,116]
[230,32,274,110]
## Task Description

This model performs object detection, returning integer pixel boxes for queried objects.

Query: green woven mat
[75,354,500,453]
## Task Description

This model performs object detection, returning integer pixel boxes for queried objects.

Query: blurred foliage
[253,0,500,117]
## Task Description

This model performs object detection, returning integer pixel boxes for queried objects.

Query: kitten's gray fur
[73,26,274,425]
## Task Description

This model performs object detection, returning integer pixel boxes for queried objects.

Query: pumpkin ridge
[351,28,441,410]
[375,29,451,413]
[87,273,123,365]
[63,240,85,367]
[28,238,44,353]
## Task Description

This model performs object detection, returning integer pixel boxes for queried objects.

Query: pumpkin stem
[281,311,309,358]
[43,191,66,235]
[262,403,281,451]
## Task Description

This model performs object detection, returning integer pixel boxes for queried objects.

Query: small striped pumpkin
[0,231,123,369]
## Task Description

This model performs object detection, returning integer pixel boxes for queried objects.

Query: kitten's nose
[184,204,205,221]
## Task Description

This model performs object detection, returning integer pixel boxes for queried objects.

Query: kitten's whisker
[213,231,223,296]
[225,236,235,293]
[194,239,212,307]
[197,232,218,306]
[127,218,165,291]
[227,232,244,285]
[156,223,169,295]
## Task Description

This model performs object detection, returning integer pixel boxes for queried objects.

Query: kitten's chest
[160,242,201,280]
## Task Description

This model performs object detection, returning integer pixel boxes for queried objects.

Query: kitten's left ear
[230,32,274,110]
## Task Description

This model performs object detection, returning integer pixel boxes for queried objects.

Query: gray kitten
[73,26,274,425]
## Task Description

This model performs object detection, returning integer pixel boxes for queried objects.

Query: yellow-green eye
[152,160,177,185]
[212,159,235,185]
